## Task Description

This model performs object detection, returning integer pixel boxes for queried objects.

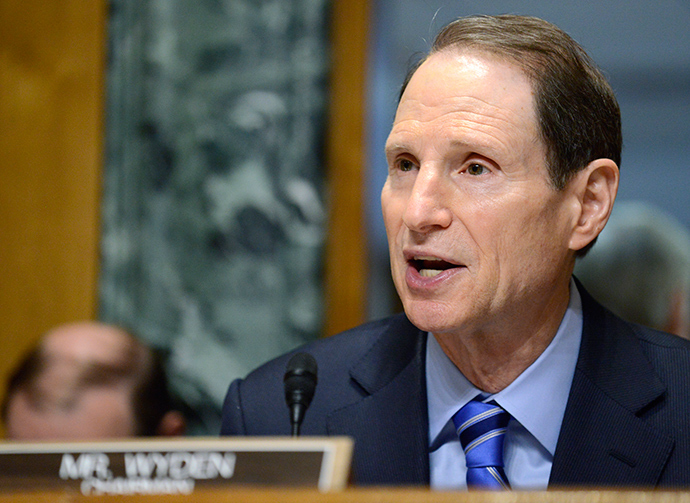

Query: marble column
[100,0,330,434]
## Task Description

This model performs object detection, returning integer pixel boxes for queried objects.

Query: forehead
[43,323,136,368]
[387,50,540,153]
[401,48,535,111]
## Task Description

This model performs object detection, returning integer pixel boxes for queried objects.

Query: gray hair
[575,201,690,334]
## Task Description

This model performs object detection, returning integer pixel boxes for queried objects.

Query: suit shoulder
[221,313,419,436]
[632,323,690,350]
[239,313,414,388]
[631,324,690,387]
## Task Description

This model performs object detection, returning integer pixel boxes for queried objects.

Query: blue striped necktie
[452,399,511,490]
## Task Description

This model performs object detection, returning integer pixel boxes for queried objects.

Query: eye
[466,163,487,176]
[396,158,416,172]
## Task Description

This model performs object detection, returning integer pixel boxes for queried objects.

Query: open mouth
[410,256,461,277]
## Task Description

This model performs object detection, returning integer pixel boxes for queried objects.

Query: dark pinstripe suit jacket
[220,282,690,487]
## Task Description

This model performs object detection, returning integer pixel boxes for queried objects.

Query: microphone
[284,352,318,437]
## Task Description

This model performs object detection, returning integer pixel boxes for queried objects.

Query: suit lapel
[326,315,430,485]
[550,285,673,487]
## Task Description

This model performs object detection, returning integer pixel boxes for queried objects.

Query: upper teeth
[414,256,441,261]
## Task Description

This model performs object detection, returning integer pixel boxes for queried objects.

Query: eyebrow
[384,138,488,155]
[383,141,408,154]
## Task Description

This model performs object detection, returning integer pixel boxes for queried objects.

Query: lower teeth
[420,269,442,277]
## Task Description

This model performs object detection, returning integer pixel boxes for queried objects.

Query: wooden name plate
[0,437,352,496]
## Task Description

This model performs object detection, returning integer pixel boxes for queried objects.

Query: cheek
[79,390,137,437]
[499,202,571,274]
[460,198,513,259]
[473,198,559,264]
[381,194,405,239]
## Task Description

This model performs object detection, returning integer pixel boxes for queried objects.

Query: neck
[434,282,572,394]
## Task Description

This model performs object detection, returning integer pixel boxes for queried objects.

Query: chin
[403,299,463,334]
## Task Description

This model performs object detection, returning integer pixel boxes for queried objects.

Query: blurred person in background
[2,322,186,440]
[575,201,690,340]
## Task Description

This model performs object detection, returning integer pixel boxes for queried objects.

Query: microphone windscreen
[285,352,317,379]
[284,352,318,406]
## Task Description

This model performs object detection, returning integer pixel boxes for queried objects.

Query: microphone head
[284,352,318,409]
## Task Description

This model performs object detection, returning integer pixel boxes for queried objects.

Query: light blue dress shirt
[427,281,583,490]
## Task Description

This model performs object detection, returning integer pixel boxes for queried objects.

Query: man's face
[4,324,139,440]
[382,50,578,337]
[4,356,137,441]
[5,386,137,441]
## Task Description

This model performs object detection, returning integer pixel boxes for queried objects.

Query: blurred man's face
[4,323,139,440]
[382,50,577,338]
[4,362,137,441]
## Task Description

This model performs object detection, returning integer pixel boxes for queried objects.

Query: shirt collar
[426,280,583,455]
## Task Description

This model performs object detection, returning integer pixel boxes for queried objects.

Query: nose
[402,166,453,233]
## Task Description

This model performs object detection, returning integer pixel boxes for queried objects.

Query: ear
[156,410,187,436]
[568,158,619,252]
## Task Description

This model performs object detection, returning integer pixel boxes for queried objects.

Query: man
[221,15,690,488]
[3,322,186,440]
[575,201,690,340]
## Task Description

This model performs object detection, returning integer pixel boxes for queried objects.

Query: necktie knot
[452,399,511,490]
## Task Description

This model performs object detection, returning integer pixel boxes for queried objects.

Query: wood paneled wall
[324,0,370,336]
[0,1,107,419]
